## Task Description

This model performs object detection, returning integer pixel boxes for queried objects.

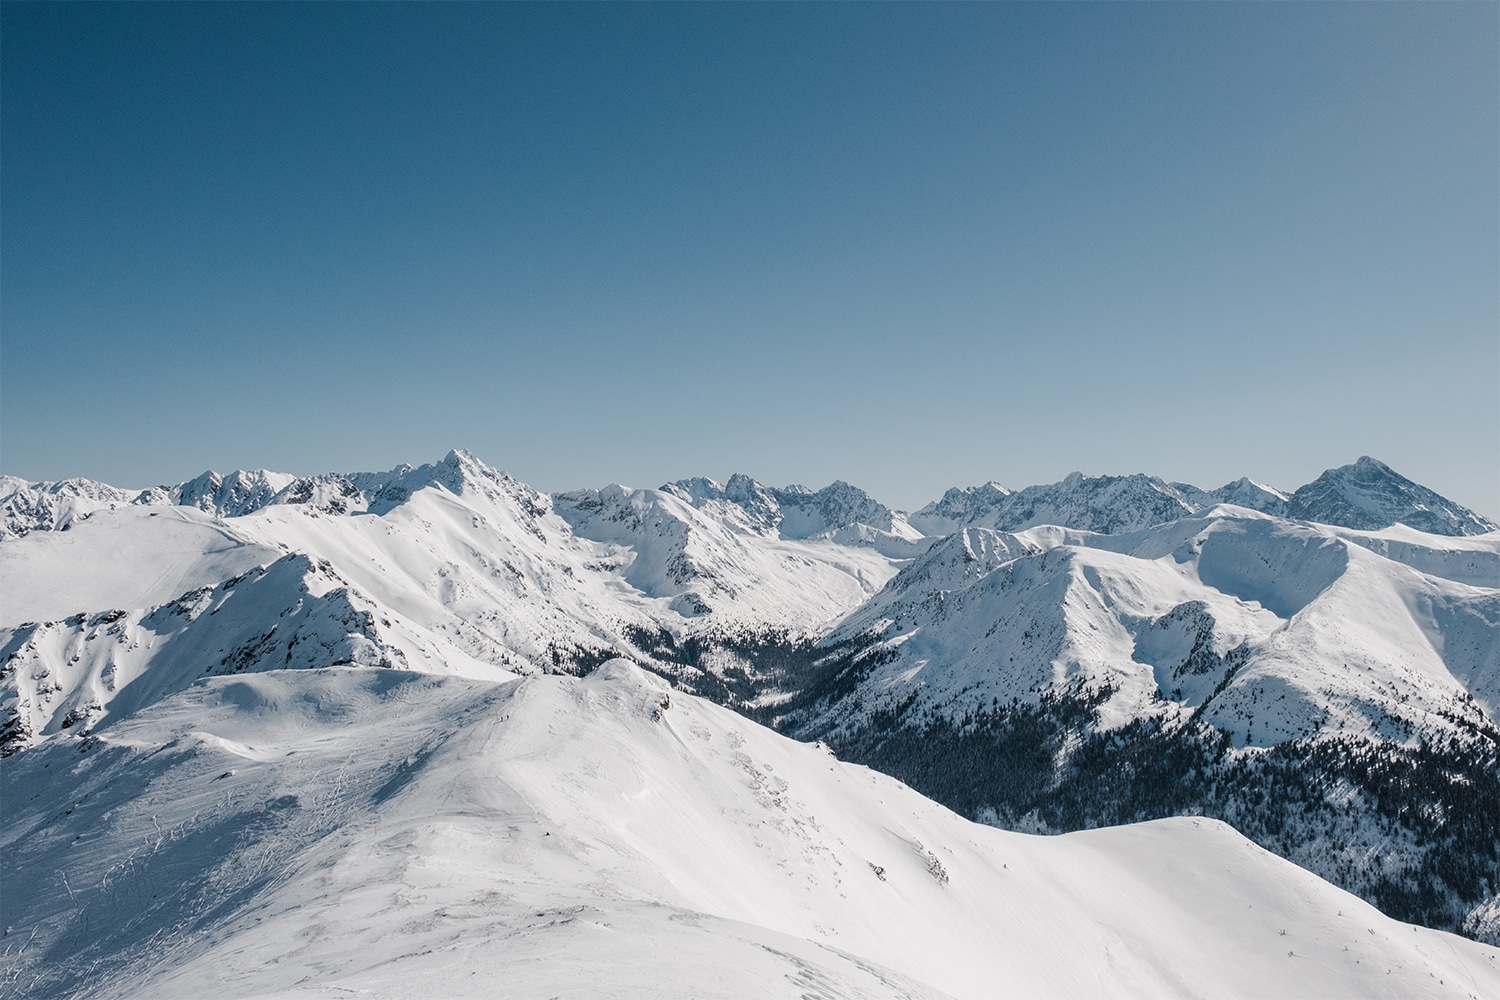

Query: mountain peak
[1286,458,1495,536]
[908,481,1013,535]
[442,447,473,465]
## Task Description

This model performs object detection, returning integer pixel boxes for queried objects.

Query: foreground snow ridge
[4,662,1496,999]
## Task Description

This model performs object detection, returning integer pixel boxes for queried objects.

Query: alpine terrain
[3,450,1497,998]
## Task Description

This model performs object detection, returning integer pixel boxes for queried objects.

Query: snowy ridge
[0,449,544,538]
[0,477,142,539]
[1,452,903,750]
[552,481,903,628]
[785,507,1500,940]
[6,453,1491,543]
[812,509,1499,745]
[664,473,928,556]
[3,660,1494,999]
[907,481,1013,535]
[913,471,1209,535]
[0,553,512,754]
[184,454,704,678]
[908,458,1494,538]
[1213,476,1291,514]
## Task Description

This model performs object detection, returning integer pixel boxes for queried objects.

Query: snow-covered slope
[0,451,705,739]
[0,553,511,752]
[778,507,1500,939]
[552,481,903,629]
[0,505,281,626]
[809,509,1498,744]
[4,659,1494,1000]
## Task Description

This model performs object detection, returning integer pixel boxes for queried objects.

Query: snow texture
[4,661,1496,999]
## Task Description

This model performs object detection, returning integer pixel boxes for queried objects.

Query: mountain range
[3,451,1497,997]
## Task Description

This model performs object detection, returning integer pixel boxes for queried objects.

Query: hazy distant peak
[1286,457,1497,536]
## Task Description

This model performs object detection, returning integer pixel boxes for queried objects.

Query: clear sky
[3,2,1496,516]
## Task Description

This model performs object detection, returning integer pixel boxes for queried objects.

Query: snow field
[4,662,1496,999]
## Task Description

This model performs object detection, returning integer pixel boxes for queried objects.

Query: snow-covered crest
[909,457,1495,538]
[814,508,1498,746]
[4,659,1494,999]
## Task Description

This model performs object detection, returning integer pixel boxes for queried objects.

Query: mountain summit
[1285,456,1496,536]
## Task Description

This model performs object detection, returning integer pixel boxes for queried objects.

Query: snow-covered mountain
[772,508,1499,939]
[0,469,353,539]
[0,449,534,539]
[804,510,1497,744]
[659,473,929,556]
[0,476,141,539]
[1287,456,1497,536]
[4,658,1495,999]
[2,452,911,753]
[1213,475,1292,515]
[906,480,1014,535]
[913,472,1210,535]
[908,458,1494,538]
[551,479,904,630]
[3,446,1497,985]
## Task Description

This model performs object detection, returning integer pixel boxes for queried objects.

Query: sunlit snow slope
[782,508,1499,943]
[4,661,1496,1000]
[808,509,1500,744]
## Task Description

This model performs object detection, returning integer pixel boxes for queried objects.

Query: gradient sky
[3,2,1496,515]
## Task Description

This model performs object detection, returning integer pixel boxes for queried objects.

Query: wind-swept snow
[0,505,280,626]
[4,661,1494,1000]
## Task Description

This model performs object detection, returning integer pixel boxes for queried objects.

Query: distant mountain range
[6,452,1494,543]
[909,456,1493,537]
[3,449,1497,996]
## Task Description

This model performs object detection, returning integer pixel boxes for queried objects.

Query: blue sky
[3,3,1496,515]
